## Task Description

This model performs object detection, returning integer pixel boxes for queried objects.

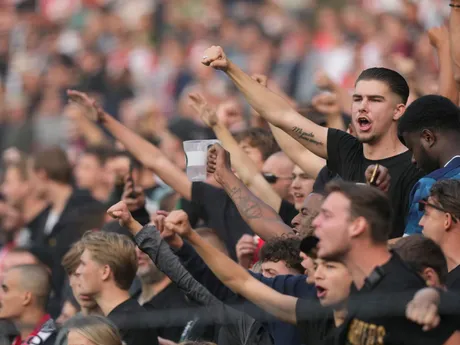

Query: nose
[358,99,369,112]
[314,264,324,280]
[291,177,300,189]
[291,213,301,229]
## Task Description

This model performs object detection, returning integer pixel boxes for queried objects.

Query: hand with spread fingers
[206,144,232,186]
[236,234,257,269]
[67,90,104,122]
[201,46,229,71]
[189,93,219,128]
[107,201,140,232]
[164,210,194,238]
[406,288,441,331]
[364,164,391,193]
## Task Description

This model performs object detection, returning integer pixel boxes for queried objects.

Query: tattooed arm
[201,46,329,159]
[218,166,294,240]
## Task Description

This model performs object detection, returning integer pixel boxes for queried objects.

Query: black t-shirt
[142,284,192,342]
[313,166,340,195]
[337,254,456,345]
[327,129,424,238]
[296,298,336,345]
[187,182,298,260]
[108,298,159,345]
[447,265,460,291]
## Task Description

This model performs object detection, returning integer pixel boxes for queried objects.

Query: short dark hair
[430,180,460,220]
[233,128,280,161]
[325,181,393,243]
[398,95,460,138]
[356,67,409,104]
[392,235,448,285]
[33,147,72,184]
[83,146,115,166]
[259,236,303,273]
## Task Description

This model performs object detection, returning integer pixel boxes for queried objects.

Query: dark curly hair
[259,236,303,274]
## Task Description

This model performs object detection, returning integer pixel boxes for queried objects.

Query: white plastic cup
[183,140,221,181]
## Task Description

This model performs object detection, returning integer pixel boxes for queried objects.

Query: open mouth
[357,116,372,131]
[293,192,305,202]
[316,285,327,299]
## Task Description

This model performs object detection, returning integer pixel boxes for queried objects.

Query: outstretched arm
[428,26,459,104]
[450,2,460,93]
[189,93,283,212]
[202,46,329,158]
[207,143,293,240]
[67,90,192,200]
[164,210,299,325]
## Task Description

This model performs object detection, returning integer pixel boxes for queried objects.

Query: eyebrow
[352,94,386,100]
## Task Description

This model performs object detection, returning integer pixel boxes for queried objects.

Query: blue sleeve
[404,177,435,236]
[249,272,316,299]
[175,241,241,303]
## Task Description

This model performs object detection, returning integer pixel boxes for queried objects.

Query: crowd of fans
[0,0,460,345]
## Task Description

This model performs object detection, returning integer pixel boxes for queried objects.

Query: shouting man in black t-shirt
[312,180,460,345]
[200,46,424,238]
[74,231,158,345]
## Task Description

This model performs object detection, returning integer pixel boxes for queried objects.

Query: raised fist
[201,46,229,71]
[107,201,134,228]
[207,144,232,185]
[164,210,193,238]
[236,234,257,269]
[67,90,104,122]
[189,93,219,128]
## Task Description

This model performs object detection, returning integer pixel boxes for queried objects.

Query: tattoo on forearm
[292,127,323,145]
[228,187,263,219]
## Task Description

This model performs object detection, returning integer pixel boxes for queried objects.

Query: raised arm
[67,90,192,200]
[207,143,293,240]
[450,2,460,93]
[189,93,283,212]
[164,210,298,324]
[428,26,459,104]
[202,46,329,158]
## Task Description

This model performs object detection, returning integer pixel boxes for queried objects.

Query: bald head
[262,152,295,200]
[8,264,51,309]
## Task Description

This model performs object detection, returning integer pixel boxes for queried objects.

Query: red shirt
[12,314,51,345]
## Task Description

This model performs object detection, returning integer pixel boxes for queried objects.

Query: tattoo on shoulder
[292,127,323,146]
[228,187,263,220]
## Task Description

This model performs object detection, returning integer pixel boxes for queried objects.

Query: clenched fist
[164,210,193,238]
[201,46,229,71]
[107,201,135,229]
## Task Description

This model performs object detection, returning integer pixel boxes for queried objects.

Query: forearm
[78,117,108,146]
[269,124,325,179]
[225,62,328,158]
[213,123,282,211]
[450,5,460,91]
[437,43,459,104]
[186,231,297,324]
[219,169,293,240]
[99,112,192,200]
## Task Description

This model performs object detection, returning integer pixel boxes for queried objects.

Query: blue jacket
[404,157,460,236]
[175,241,316,345]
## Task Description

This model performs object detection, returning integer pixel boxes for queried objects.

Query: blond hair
[80,231,137,290]
[67,315,122,345]
[62,241,84,276]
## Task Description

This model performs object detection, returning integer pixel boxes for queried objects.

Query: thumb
[111,210,122,218]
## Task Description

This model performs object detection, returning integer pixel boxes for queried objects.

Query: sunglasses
[418,198,458,223]
[263,173,293,184]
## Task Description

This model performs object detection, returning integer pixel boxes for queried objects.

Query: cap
[299,235,319,259]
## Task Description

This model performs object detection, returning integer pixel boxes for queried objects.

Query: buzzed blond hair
[62,241,84,276]
[9,264,51,309]
[80,231,137,290]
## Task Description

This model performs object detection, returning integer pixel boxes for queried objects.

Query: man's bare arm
[164,210,298,325]
[67,90,192,200]
[202,46,329,158]
[450,3,460,92]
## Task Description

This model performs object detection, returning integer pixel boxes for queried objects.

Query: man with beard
[397,95,460,235]
[133,247,191,342]
[200,46,424,238]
